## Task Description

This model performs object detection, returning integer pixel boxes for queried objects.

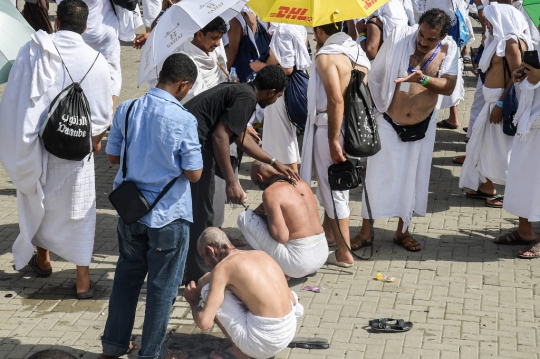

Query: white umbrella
[138,0,248,86]
[0,0,35,84]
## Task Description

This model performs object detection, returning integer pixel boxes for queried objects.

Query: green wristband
[421,75,430,86]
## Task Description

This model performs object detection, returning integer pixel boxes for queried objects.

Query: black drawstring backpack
[39,45,99,161]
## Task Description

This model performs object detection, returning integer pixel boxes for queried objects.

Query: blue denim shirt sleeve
[179,114,203,171]
[106,102,127,157]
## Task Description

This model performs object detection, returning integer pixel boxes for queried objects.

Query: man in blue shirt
[101,54,202,359]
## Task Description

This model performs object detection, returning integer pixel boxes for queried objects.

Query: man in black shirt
[184,65,297,284]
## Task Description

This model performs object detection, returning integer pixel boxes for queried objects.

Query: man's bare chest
[408,50,447,77]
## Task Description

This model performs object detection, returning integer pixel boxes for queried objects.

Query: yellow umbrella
[249,0,391,27]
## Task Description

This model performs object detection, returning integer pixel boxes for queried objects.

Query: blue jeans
[102,218,189,359]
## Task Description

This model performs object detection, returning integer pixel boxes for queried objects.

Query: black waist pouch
[384,112,432,142]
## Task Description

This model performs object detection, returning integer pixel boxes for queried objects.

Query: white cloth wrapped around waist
[459,87,507,190]
[237,210,329,278]
[200,284,303,359]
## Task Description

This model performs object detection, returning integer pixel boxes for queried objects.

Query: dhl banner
[249,0,390,27]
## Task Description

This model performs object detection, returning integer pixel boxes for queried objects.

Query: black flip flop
[288,337,330,349]
[27,254,52,278]
[484,196,503,208]
[465,189,496,200]
[76,281,95,300]
[437,120,458,130]
[369,318,413,333]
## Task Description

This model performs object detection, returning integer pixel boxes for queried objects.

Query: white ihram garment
[178,41,229,104]
[467,77,485,138]
[366,25,459,230]
[504,80,540,221]
[301,32,370,219]
[142,0,161,28]
[368,0,409,41]
[58,0,122,97]
[237,210,328,278]
[200,284,303,359]
[459,87,509,189]
[115,4,143,42]
[0,31,112,269]
[262,24,310,164]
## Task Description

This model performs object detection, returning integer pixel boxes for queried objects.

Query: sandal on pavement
[394,235,422,252]
[100,342,136,359]
[369,318,413,333]
[326,251,352,268]
[463,55,472,63]
[76,281,95,300]
[465,189,496,200]
[452,156,465,165]
[494,230,535,245]
[485,196,503,208]
[27,254,52,278]
[288,337,330,349]
[517,242,540,259]
[350,234,372,251]
[437,120,458,130]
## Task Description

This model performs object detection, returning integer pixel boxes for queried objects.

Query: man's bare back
[317,53,369,97]
[485,38,527,89]
[263,180,323,240]
[208,250,295,318]
[388,44,449,125]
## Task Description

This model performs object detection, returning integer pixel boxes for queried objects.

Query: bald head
[197,227,231,253]
[197,227,233,268]
[250,160,278,184]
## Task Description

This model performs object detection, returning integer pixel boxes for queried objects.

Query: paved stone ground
[1,4,539,359]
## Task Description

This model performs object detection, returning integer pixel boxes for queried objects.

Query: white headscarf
[479,3,532,73]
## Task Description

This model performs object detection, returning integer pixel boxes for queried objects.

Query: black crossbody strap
[121,98,180,210]
[121,100,137,179]
[331,163,374,260]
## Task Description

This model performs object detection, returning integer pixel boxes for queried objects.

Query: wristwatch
[269,158,276,167]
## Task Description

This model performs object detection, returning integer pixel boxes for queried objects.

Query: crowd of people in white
[1,0,540,358]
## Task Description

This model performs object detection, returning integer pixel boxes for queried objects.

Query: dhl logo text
[270,7,312,22]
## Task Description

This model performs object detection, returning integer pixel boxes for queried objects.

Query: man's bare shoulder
[263,180,310,197]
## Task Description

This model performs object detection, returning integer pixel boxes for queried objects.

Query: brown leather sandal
[394,235,422,252]
[350,234,372,250]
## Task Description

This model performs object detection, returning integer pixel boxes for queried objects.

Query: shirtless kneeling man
[237,161,328,279]
[183,227,304,359]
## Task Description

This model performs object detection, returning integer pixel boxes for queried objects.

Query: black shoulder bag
[108,100,180,224]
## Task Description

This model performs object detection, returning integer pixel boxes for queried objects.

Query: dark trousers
[184,151,215,284]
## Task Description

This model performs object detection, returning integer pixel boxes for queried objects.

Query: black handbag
[108,100,179,224]
[328,159,374,260]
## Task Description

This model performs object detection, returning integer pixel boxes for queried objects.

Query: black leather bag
[108,100,178,224]
[328,159,373,260]
[328,160,361,191]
